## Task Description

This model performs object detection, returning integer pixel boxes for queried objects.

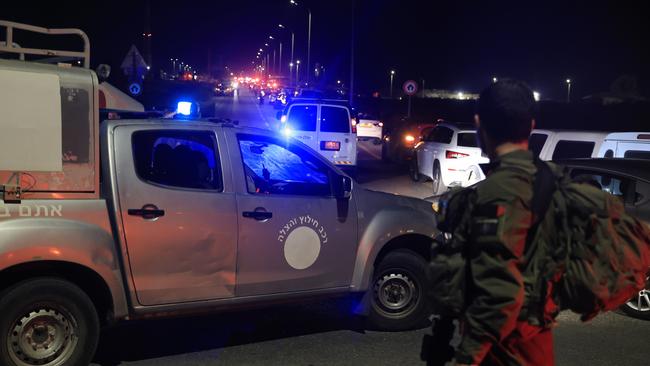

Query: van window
[529,133,548,158]
[457,132,478,147]
[287,105,317,131]
[552,140,595,160]
[624,150,650,160]
[320,106,350,133]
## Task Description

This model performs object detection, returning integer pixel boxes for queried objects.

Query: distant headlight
[404,135,415,143]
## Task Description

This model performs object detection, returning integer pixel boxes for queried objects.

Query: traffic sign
[403,80,418,96]
[128,82,142,96]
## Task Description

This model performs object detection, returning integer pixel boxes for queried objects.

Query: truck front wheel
[368,249,431,331]
[0,278,99,366]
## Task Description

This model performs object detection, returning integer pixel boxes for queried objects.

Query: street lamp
[279,24,295,77]
[492,76,498,83]
[296,60,301,84]
[566,78,572,103]
[389,70,396,98]
[289,62,294,85]
[533,91,541,101]
[290,0,312,84]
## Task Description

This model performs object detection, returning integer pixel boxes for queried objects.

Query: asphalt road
[91,88,650,366]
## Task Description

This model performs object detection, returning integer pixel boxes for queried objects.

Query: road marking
[252,93,271,128]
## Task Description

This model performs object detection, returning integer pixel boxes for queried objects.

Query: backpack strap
[525,160,557,253]
[522,159,559,325]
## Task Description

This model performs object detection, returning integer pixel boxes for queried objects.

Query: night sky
[3,1,649,100]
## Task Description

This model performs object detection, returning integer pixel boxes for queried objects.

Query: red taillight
[321,141,341,151]
[351,119,357,133]
[446,150,469,159]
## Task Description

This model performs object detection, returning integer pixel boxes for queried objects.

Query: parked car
[278,98,358,175]
[529,129,609,161]
[412,121,489,194]
[382,120,436,163]
[356,112,383,144]
[597,132,650,159]
[1,21,438,366]
[556,158,650,320]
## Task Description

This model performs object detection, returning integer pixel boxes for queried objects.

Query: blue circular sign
[128,82,142,96]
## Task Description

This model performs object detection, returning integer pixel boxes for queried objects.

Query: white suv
[411,122,489,194]
[529,129,609,161]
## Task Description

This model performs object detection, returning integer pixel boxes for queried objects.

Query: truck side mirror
[96,64,111,81]
[334,175,352,200]
[276,111,283,120]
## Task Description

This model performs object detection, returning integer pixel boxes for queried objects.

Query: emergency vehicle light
[176,101,192,116]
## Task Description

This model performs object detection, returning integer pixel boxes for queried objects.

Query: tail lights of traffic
[351,119,357,133]
[446,150,469,159]
[321,141,341,151]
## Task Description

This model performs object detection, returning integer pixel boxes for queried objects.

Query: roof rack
[0,20,90,68]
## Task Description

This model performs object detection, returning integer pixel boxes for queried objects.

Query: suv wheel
[620,277,650,320]
[0,278,100,366]
[368,250,431,331]
[409,156,423,182]
[432,161,446,195]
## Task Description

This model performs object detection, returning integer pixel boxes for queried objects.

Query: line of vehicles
[0,20,438,366]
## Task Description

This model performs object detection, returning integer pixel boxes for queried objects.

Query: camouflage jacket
[447,149,562,365]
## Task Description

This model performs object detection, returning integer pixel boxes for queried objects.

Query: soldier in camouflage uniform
[448,80,555,366]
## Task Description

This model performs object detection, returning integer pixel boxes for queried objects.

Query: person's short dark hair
[477,79,537,145]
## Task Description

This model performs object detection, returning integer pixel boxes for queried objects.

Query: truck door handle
[128,204,165,220]
[242,211,272,220]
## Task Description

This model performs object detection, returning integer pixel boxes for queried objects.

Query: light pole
[279,42,283,75]
[296,60,301,84]
[289,62,294,85]
[290,0,311,84]
[279,24,294,76]
[566,78,572,103]
[389,70,396,98]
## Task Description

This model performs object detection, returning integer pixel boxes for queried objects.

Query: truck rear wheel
[368,249,431,331]
[0,278,99,366]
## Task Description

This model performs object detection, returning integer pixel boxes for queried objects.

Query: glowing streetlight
[389,70,396,98]
[566,78,572,103]
[533,91,540,101]
[492,77,498,83]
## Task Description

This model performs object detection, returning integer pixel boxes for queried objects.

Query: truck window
[132,130,222,190]
[552,140,595,160]
[320,106,350,133]
[529,133,548,158]
[287,105,317,131]
[238,134,331,196]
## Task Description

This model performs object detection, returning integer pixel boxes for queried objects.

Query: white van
[529,129,609,161]
[597,132,650,159]
[280,99,357,173]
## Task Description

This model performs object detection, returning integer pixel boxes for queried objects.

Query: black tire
[409,155,423,182]
[0,278,100,366]
[431,161,446,196]
[368,249,431,331]
[619,278,650,320]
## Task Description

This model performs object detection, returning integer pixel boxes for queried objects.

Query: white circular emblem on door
[284,226,321,270]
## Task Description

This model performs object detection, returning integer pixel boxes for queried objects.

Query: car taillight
[351,119,357,133]
[321,141,341,151]
[446,150,469,159]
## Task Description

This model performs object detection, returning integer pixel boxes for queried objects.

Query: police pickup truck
[0,21,437,366]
